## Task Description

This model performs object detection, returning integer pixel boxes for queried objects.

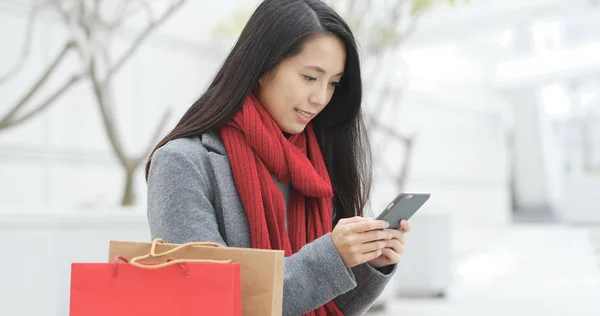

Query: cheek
[262,72,305,118]
[279,77,304,108]
[262,78,287,109]
[327,88,335,103]
[322,87,336,107]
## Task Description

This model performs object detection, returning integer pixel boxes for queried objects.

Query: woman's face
[257,34,346,135]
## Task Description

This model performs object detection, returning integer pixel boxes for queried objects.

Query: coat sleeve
[147,141,394,315]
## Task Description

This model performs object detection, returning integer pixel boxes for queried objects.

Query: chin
[281,123,307,135]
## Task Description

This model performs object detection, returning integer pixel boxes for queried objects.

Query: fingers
[384,229,405,245]
[345,226,405,246]
[333,217,409,268]
[354,229,393,244]
[355,239,388,253]
[338,216,368,225]
[343,245,383,267]
[362,248,384,263]
[353,228,406,248]
[400,219,411,233]
[353,230,404,254]
[380,248,401,265]
[347,219,389,234]
[384,238,404,254]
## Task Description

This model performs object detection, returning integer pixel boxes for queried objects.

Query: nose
[309,85,329,108]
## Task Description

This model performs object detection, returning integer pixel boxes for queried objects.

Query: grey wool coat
[146,131,396,316]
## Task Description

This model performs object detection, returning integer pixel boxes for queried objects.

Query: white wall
[0,209,149,316]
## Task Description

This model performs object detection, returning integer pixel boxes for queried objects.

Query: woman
[145,0,411,315]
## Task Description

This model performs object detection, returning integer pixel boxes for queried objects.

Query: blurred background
[1,0,599,315]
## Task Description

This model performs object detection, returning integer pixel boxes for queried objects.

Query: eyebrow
[304,65,344,77]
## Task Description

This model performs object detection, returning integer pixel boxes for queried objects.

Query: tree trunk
[121,168,136,206]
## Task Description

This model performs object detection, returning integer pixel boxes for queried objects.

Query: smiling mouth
[295,109,316,119]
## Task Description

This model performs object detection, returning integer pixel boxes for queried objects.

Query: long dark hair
[146,0,372,223]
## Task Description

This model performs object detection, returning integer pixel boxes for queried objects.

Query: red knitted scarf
[220,94,343,316]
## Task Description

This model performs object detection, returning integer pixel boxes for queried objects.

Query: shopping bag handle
[149,237,223,257]
[128,238,230,270]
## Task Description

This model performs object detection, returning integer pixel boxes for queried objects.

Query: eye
[331,82,342,88]
[303,75,317,82]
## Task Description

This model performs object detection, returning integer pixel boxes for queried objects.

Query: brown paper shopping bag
[109,239,284,316]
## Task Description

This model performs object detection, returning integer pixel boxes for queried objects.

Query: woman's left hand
[367,219,411,268]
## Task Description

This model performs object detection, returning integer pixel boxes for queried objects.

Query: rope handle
[127,238,231,270]
[149,237,223,257]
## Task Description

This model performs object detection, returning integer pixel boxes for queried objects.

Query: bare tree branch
[396,135,414,190]
[104,0,187,82]
[0,40,75,129]
[78,0,186,165]
[97,0,138,30]
[0,0,188,206]
[397,11,424,45]
[327,1,462,194]
[367,113,412,144]
[138,0,155,21]
[0,73,84,130]
[134,107,173,167]
[92,0,102,29]
[0,3,38,86]
[47,0,75,28]
[84,0,189,206]
[356,0,431,193]
[371,88,404,122]
[88,58,128,166]
[73,3,132,168]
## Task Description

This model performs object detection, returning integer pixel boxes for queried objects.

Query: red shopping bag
[70,240,241,316]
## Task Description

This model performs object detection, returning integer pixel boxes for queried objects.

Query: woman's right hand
[331,216,393,268]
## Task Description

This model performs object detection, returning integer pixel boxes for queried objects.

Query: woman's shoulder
[151,131,227,167]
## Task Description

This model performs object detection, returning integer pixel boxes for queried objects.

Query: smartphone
[375,192,430,229]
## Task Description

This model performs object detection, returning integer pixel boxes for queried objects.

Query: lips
[295,109,315,119]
